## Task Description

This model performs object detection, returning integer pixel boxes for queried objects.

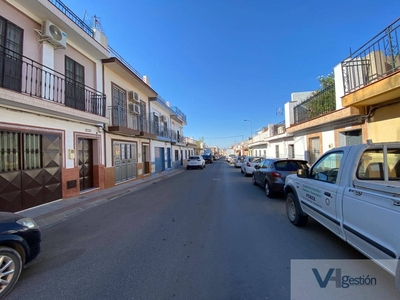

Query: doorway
[78,138,93,191]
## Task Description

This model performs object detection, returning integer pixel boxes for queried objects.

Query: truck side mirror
[297,168,309,178]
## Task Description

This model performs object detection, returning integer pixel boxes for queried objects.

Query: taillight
[271,172,282,178]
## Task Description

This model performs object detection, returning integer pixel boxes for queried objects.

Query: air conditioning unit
[128,91,140,103]
[41,20,67,49]
[133,104,140,114]
[128,103,140,114]
[277,126,285,134]
[128,103,135,113]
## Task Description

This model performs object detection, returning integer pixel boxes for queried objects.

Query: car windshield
[274,161,307,171]
[189,156,200,159]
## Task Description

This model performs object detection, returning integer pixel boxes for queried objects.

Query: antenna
[93,15,104,33]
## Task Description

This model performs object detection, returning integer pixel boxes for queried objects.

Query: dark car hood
[0,212,23,222]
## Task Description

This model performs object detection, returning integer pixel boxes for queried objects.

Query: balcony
[171,106,187,125]
[107,109,186,141]
[0,46,106,122]
[341,18,400,107]
[293,84,336,125]
[184,137,197,147]
[108,106,141,136]
[149,96,187,125]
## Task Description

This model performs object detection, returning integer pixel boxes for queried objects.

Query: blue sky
[65,0,400,149]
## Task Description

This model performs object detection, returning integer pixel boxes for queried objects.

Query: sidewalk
[18,167,186,229]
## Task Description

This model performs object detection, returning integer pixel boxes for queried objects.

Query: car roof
[266,158,308,163]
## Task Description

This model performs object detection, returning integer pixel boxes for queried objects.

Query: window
[0,131,19,172]
[274,160,308,171]
[154,114,160,135]
[275,145,279,158]
[357,149,400,180]
[259,159,268,168]
[112,85,126,126]
[139,100,147,132]
[311,152,343,184]
[65,56,85,111]
[174,150,179,161]
[0,131,44,172]
[23,133,41,170]
[288,144,294,159]
[0,16,23,91]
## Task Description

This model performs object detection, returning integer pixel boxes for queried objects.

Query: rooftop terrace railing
[48,0,94,37]
[293,84,336,124]
[342,18,400,94]
[171,106,187,123]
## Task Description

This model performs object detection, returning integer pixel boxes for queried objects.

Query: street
[8,160,399,300]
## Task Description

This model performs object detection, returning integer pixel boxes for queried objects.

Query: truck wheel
[286,192,308,226]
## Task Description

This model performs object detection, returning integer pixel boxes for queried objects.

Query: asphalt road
[8,160,400,300]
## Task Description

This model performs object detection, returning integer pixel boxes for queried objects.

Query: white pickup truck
[284,142,400,288]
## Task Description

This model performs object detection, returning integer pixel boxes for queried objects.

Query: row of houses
[0,0,200,212]
[232,17,400,165]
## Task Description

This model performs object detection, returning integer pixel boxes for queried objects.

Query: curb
[19,168,186,229]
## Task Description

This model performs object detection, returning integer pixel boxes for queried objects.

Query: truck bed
[353,179,400,197]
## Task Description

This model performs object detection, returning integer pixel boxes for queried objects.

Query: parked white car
[187,155,206,170]
[241,156,264,176]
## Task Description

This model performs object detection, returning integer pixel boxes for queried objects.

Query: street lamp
[244,119,252,138]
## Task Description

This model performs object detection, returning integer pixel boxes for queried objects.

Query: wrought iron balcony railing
[342,18,400,94]
[108,106,140,130]
[293,84,336,124]
[0,46,106,117]
[108,107,186,142]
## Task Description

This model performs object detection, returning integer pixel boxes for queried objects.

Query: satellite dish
[49,24,63,41]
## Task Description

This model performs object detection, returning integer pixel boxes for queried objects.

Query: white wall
[334,63,345,110]
[293,136,307,160]
[322,130,335,154]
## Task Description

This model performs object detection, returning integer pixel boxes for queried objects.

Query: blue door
[155,147,165,172]
[167,148,171,168]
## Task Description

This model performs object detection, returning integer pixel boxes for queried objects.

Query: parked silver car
[234,155,245,168]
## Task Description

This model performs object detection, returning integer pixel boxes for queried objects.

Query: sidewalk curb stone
[18,168,185,229]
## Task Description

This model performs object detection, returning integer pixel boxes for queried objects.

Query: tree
[196,137,204,149]
[317,72,335,89]
[306,73,336,119]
